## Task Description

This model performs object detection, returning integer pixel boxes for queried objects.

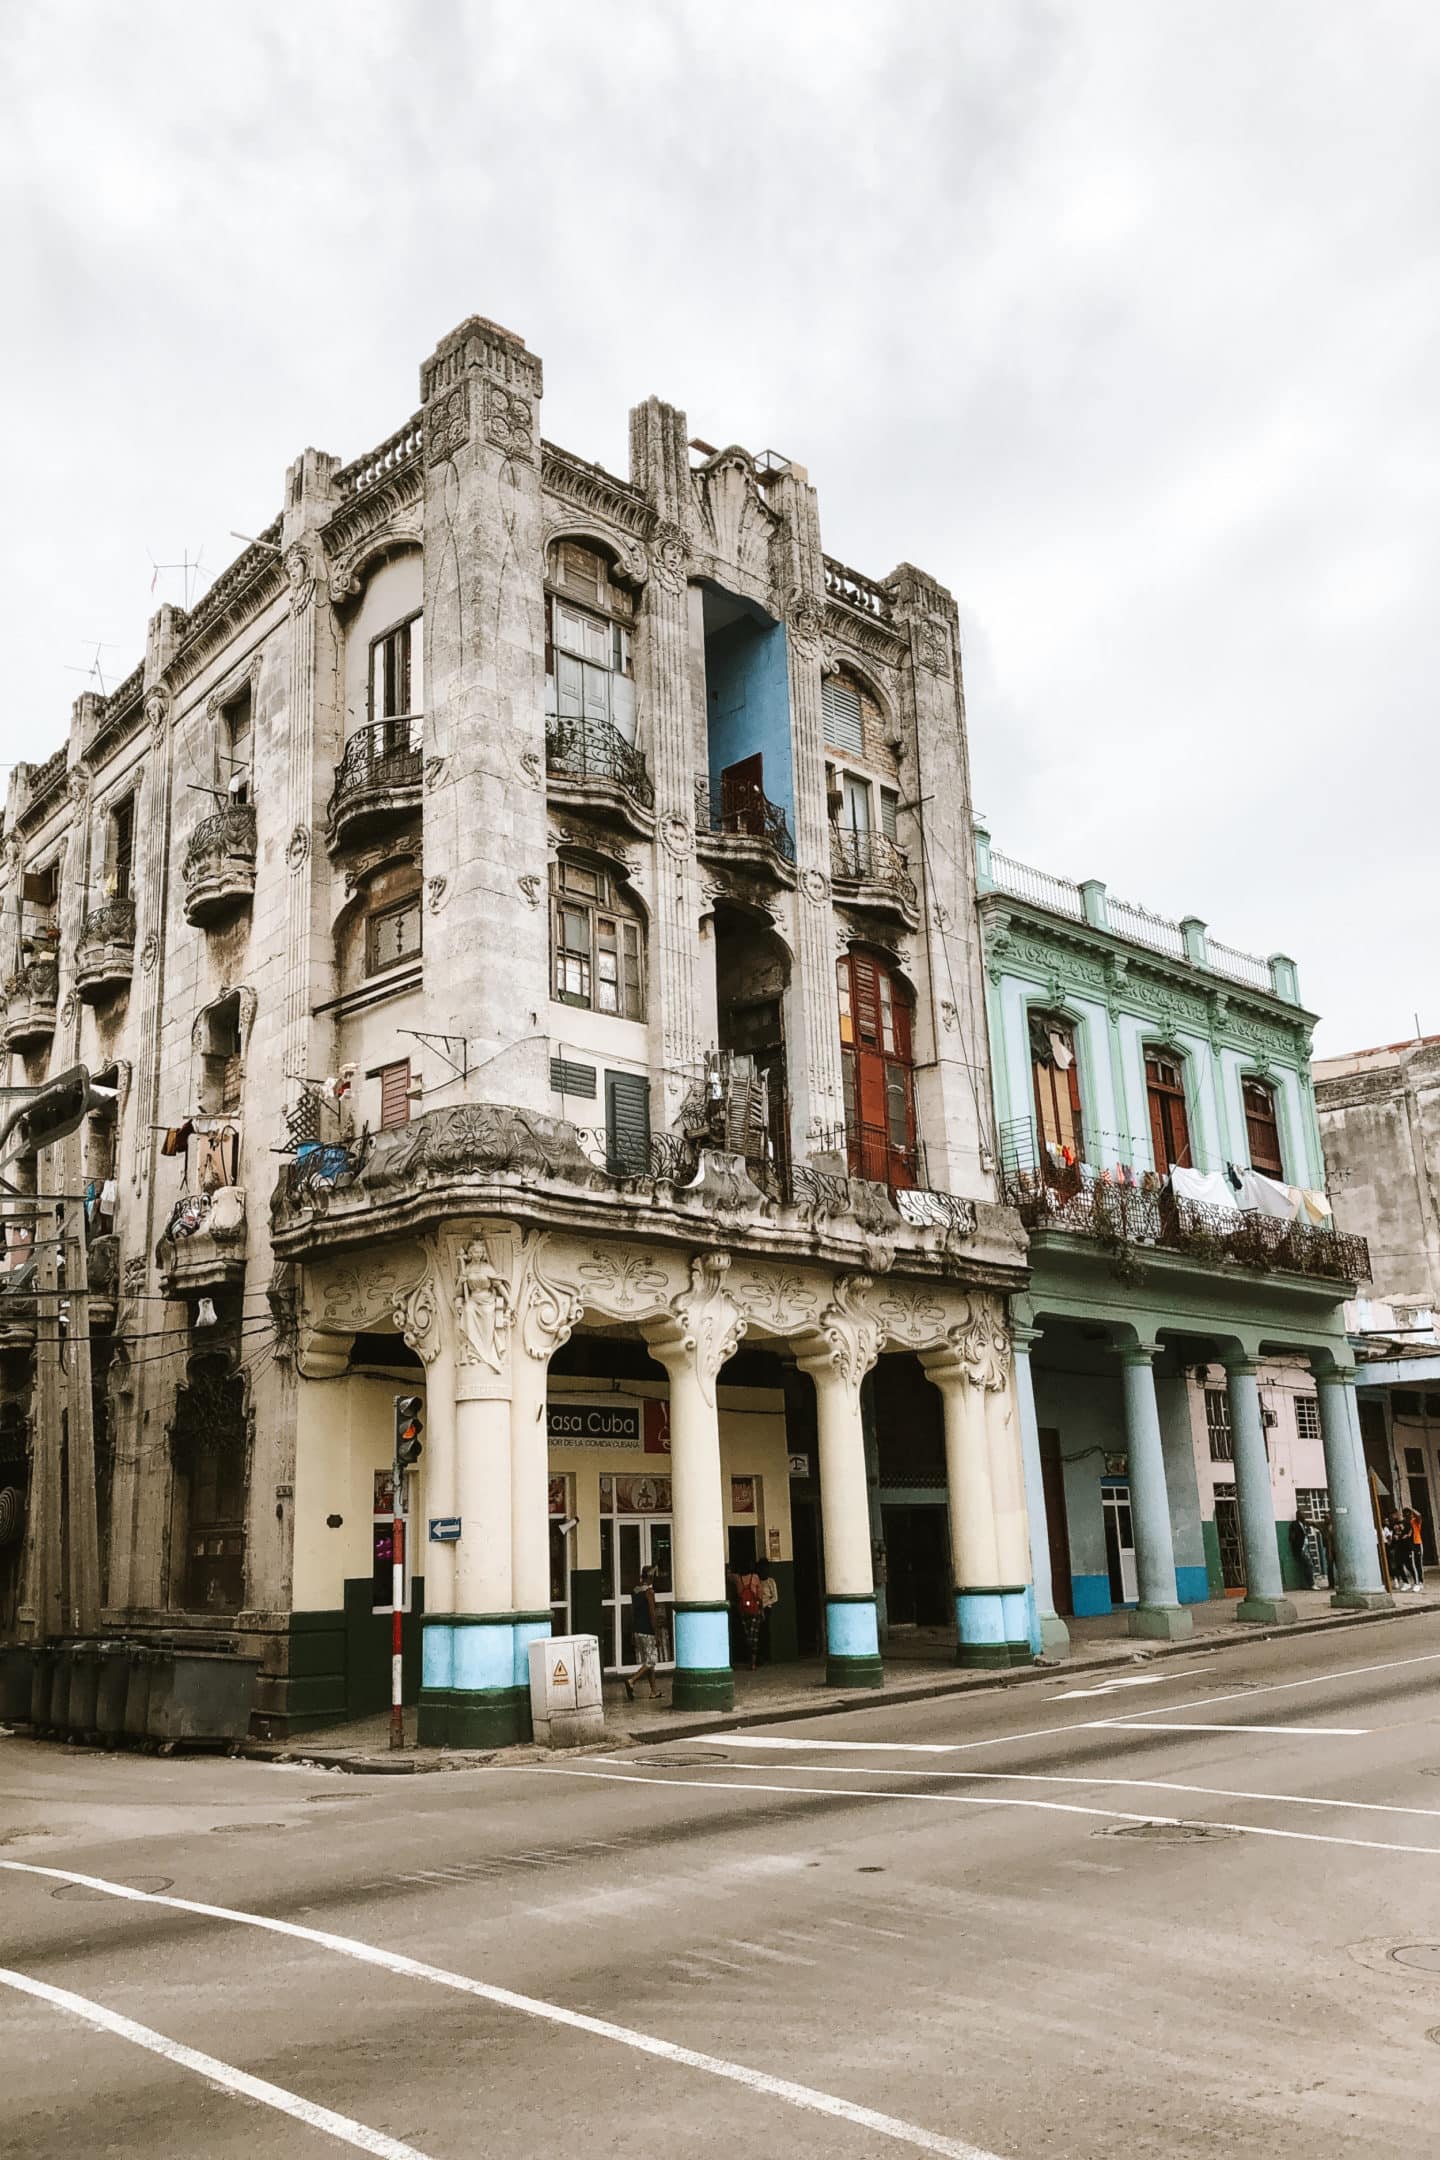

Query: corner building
[1,314,1032,1741]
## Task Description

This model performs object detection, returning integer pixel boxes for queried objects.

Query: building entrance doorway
[1102,1481,1138,1605]
[1038,1429,1073,1616]
[1213,1488,1246,1590]
[600,1515,674,1671]
[881,1504,951,1626]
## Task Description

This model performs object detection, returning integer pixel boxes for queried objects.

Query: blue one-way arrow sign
[428,1517,462,1543]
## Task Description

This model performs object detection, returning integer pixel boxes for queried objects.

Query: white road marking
[0,1862,1009,2160]
[523,1765,1440,1859]
[727,1938,817,1966]
[1049,1669,1207,1698]
[685,1759,1440,1821]
[1101,1646,1440,1723]
[0,1965,431,2160]
[1088,1719,1369,1736]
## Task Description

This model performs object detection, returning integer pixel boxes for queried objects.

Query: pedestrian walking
[1288,1516,1314,1591]
[623,1565,663,1700]
[1407,1508,1426,1592]
[757,1561,779,1663]
[734,1561,764,1671]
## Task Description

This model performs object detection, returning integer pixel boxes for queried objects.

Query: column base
[956,1641,1022,1671]
[1128,1603,1194,1640]
[955,1586,1030,1667]
[824,1594,883,1688]
[1039,1614,1072,1659]
[1331,1587,1394,1611]
[418,1686,528,1748]
[1236,1595,1299,1626]
[671,1667,735,1712]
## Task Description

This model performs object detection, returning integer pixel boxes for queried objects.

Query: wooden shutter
[1243,1080,1283,1177]
[1146,1054,1192,1171]
[549,1057,597,1099]
[605,1070,651,1177]
[378,1060,411,1129]
[822,677,864,754]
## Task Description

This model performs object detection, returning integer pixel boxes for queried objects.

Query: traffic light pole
[389,1469,405,1752]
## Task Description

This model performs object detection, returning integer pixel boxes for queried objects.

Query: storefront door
[1102,1481,1138,1605]
[600,1515,675,1670]
[1214,1488,1246,1590]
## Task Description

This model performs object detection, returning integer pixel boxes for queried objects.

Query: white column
[643,1254,741,1710]
[1225,1357,1296,1625]
[922,1341,1007,1667]
[1120,1345,1193,1640]
[795,1282,883,1686]
[510,1233,583,1692]
[1013,1326,1069,1657]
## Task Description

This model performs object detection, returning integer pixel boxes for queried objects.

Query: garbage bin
[123,1646,156,1741]
[0,1644,30,1723]
[95,1642,131,1744]
[50,1641,77,1736]
[146,1648,260,1746]
[28,1642,56,1729]
[67,1640,101,1741]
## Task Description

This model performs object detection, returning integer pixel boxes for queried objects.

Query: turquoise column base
[1237,1595,1298,1626]
[1331,1587,1394,1612]
[825,1593,884,1688]
[672,1602,734,1711]
[418,1616,527,1747]
[1128,1603,1194,1641]
[955,1587,1032,1669]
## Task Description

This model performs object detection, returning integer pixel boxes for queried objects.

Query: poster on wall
[601,1473,673,1514]
[730,1477,756,1516]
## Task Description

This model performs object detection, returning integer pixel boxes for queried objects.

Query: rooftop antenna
[148,547,204,608]
[229,529,282,556]
[63,640,118,696]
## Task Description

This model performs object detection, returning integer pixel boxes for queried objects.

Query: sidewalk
[238,1583,1440,1773]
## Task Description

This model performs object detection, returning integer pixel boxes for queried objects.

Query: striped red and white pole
[389,1505,405,1751]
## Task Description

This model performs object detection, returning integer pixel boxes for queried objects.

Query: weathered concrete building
[1315,1035,1440,1567]
[1,312,1035,1738]
[974,832,1386,1651]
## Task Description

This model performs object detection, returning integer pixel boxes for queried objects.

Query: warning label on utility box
[551,1659,570,1685]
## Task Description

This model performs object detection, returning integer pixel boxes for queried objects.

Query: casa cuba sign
[547,1401,641,1446]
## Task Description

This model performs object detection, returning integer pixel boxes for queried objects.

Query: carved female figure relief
[454,1234,513,1372]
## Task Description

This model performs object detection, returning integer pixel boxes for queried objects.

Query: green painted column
[1120,1345,1192,1640]
[1225,1359,1297,1625]
[1014,1329,1069,1657]
[1316,1368,1392,1610]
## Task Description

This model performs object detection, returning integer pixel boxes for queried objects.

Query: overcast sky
[3,1,1434,1053]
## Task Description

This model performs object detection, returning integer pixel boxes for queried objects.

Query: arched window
[551,856,645,1020]
[837,949,916,1187]
[1029,1011,1083,1172]
[1145,1050,1193,1172]
[363,862,423,978]
[544,541,635,742]
[1242,1076,1284,1178]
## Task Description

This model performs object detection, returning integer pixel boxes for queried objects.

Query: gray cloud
[3,0,1434,1050]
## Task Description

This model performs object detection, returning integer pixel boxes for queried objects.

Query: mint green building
[976,831,1389,1654]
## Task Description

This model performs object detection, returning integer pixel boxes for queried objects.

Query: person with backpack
[733,1561,764,1670]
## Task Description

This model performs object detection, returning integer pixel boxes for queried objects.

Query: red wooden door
[1039,1430,1073,1616]
[1145,1053,1192,1171]
[720,753,765,837]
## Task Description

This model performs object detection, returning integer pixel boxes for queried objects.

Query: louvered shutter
[379,1060,411,1129]
[409,615,424,719]
[605,1070,650,1177]
[822,678,864,755]
[555,653,586,721]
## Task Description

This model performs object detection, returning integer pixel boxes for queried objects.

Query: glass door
[1102,1482,1138,1605]
[600,1515,675,1669]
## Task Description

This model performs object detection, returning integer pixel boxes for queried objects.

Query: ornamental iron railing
[329,716,424,817]
[545,717,654,810]
[694,775,794,860]
[78,898,136,950]
[184,803,257,875]
[1006,1170,1369,1284]
[3,958,58,1006]
[829,824,918,908]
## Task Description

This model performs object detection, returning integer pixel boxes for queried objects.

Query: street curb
[234,1597,1437,1773]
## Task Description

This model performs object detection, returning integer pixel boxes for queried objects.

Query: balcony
[829,825,919,925]
[87,1232,119,1329]
[183,804,258,926]
[326,717,423,853]
[75,898,136,1003]
[545,717,654,836]
[694,775,796,883]
[1007,1171,1369,1285]
[2,957,58,1052]
[159,1187,248,1295]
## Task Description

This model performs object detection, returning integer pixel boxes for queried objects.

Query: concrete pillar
[509,1235,583,1704]
[985,1363,1033,1658]
[922,1344,1016,1668]
[643,1256,742,1710]
[1013,1329,1069,1657]
[1120,1345,1192,1639]
[1226,1359,1296,1624]
[796,1301,883,1687]
[1316,1366,1391,1609]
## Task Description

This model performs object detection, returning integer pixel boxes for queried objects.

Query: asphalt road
[4,1614,1440,2160]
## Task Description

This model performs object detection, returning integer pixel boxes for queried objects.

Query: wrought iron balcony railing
[545,717,654,810]
[184,802,257,876]
[829,824,918,910]
[694,775,794,860]
[78,898,136,951]
[332,716,423,806]
[1005,1170,1370,1285]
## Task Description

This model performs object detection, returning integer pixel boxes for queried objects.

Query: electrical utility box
[528,1634,605,1749]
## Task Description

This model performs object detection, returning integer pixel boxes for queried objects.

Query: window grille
[1294,1393,1321,1443]
[1205,1387,1233,1461]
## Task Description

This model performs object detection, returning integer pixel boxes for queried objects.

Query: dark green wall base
[957,1643,1013,1670]
[827,1652,884,1688]
[419,1685,528,1748]
[672,1666,734,1711]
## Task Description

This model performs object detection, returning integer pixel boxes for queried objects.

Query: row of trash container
[0,1638,259,1749]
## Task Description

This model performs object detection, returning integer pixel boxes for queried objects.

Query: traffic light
[394,1394,424,1469]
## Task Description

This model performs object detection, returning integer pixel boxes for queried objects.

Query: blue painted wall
[705,617,794,841]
